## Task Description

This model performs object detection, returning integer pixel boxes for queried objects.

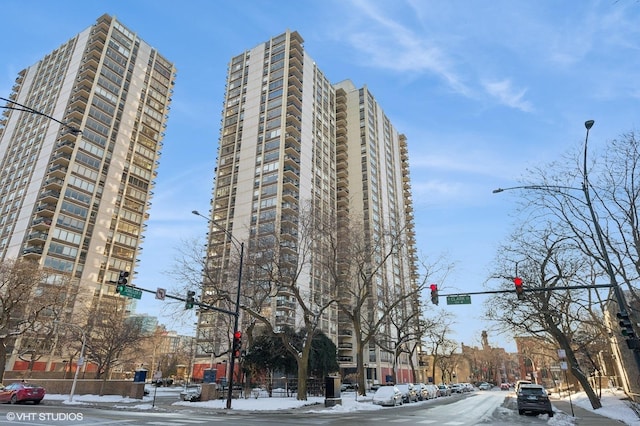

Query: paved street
[0,389,631,425]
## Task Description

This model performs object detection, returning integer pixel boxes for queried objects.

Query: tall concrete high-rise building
[194,30,339,378]
[197,30,418,386]
[0,14,175,370]
[333,80,419,385]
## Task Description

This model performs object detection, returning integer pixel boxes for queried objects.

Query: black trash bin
[325,376,341,407]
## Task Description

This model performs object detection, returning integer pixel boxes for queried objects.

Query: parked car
[500,383,511,390]
[437,384,452,396]
[515,380,532,393]
[449,383,464,393]
[424,384,439,399]
[340,383,357,392]
[372,385,403,406]
[0,382,45,404]
[395,383,418,403]
[478,382,492,390]
[179,384,202,402]
[517,384,553,417]
[413,383,429,400]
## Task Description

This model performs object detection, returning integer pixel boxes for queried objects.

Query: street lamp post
[192,210,243,410]
[55,322,86,402]
[493,120,640,371]
[70,330,86,403]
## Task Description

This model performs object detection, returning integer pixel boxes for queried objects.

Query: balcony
[43,177,64,191]
[27,231,48,242]
[286,100,301,116]
[31,217,52,230]
[276,300,296,310]
[282,189,298,203]
[36,203,57,216]
[51,152,71,166]
[22,246,44,258]
[282,177,298,191]
[338,342,353,350]
[39,190,60,203]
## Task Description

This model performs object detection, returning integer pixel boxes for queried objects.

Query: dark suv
[517,384,553,417]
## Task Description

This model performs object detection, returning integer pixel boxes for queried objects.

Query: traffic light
[232,331,242,358]
[514,277,524,300]
[616,312,640,349]
[185,290,196,309]
[617,312,636,338]
[430,284,438,305]
[116,271,129,293]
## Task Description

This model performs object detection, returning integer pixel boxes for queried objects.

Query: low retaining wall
[2,379,145,399]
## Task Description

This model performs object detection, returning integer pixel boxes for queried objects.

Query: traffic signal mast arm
[437,283,614,298]
[128,285,239,317]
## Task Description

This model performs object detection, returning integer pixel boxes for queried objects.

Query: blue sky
[2,0,639,352]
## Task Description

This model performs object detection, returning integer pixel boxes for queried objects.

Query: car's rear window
[520,387,545,396]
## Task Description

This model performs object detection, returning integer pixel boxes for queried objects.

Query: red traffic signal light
[232,331,242,358]
[430,284,438,305]
[514,277,524,300]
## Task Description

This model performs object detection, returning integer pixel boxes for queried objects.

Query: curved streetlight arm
[493,185,580,194]
[1,97,81,135]
[192,210,242,248]
[492,185,586,205]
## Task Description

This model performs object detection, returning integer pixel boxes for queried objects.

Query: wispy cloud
[346,0,471,96]
[343,0,540,111]
[482,79,533,112]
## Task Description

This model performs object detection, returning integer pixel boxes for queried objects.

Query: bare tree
[485,225,603,409]
[78,297,146,393]
[495,130,640,404]
[175,205,340,401]
[435,342,461,384]
[327,217,430,395]
[0,259,71,380]
[423,311,457,384]
[237,205,337,400]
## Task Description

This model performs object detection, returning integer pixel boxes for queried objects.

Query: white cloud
[346,0,471,96]
[482,79,533,112]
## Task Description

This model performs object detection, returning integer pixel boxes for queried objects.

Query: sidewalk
[553,399,627,425]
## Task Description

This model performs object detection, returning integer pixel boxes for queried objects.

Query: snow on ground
[551,387,640,426]
[43,386,640,424]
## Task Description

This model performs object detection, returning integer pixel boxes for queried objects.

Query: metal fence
[247,377,325,398]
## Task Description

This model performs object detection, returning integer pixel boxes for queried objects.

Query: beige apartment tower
[0,14,175,370]
[197,31,418,386]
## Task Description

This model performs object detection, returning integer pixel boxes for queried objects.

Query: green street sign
[446,295,471,305]
[120,286,142,300]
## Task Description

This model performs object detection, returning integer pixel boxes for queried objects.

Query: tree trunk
[297,349,310,401]
[0,339,7,382]
[354,321,367,396]
[553,325,602,409]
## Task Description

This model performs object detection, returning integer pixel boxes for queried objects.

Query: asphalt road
[0,390,626,425]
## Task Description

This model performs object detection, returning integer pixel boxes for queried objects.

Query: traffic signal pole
[226,241,244,409]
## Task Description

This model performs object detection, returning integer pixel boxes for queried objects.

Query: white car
[450,383,464,393]
[424,384,439,399]
[437,384,452,396]
[372,385,403,406]
[478,382,492,390]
